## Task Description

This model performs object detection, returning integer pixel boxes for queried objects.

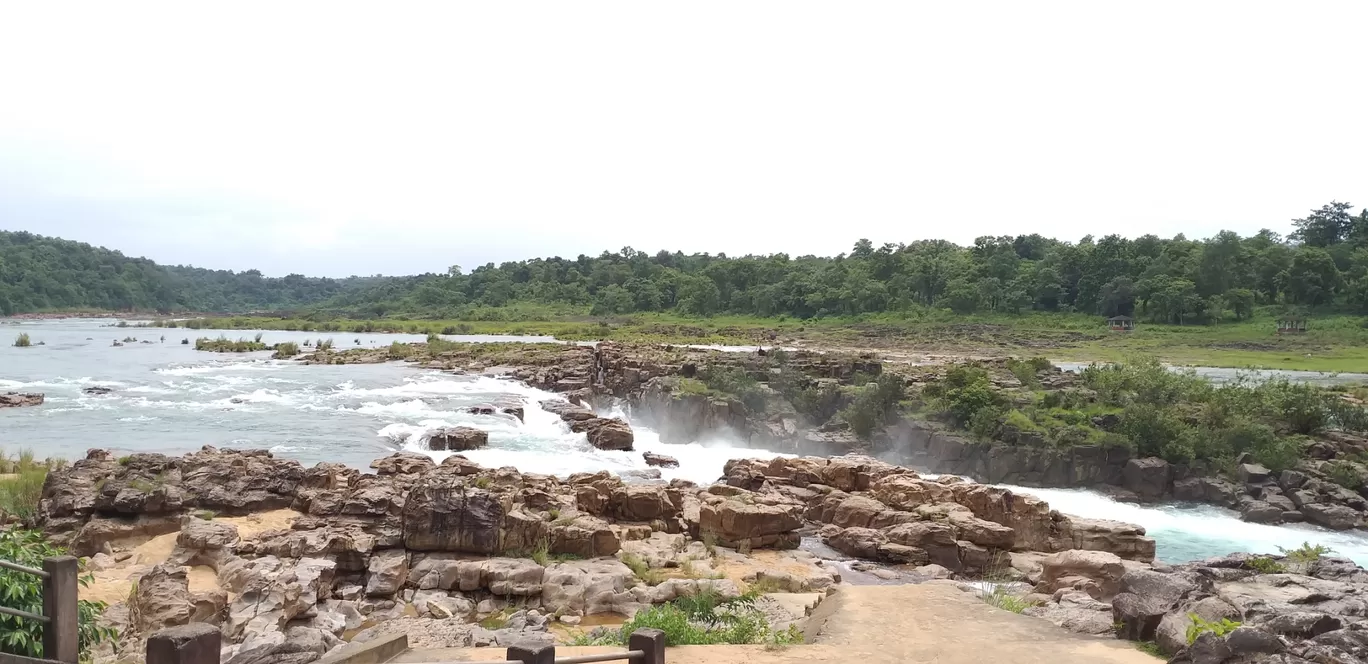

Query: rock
[427,427,489,452]
[883,522,960,570]
[1112,592,1164,641]
[1063,517,1157,562]
[541,559,640,617]
[365,550,409,597]
[1259,612,1343,639]
[1035,550,1125,599]
[132,564,194,634]
[698,497,802,549]
[83,386,115,396]
[1241,501,1285,524]
[914,564,954,580]
[571,417,635,451]
[642,452,679,468]
[370,452,436,475]
[1300,503,1360,530]
[403,479,539,553]
[0,392,44,408]
[947,512,1015,549]
[1238,463,1272,485]
[824,527,887,560]
[1156,596,1239,654]
[1225,627,1286,656]
[1121,458,1171,501]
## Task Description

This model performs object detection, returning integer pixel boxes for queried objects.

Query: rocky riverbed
[34,445,1368,664]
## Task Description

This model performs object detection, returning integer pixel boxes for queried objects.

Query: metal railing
[468,628,666,664]
[0,556,80,664]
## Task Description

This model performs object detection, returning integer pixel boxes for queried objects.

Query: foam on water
[1007,484,1368,566]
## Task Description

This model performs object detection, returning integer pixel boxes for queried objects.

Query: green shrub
[1246,557,1285,574]
[0,529,117,658]
[1117,403,1188,460]
[387,342,413,360]
[1279,542,1332,567]
[12,334,30,348]
[271,342,300,359]
[698,366,768,413]
[982,587,1032,614]
[924,366,1001,426]
[1249,434,1302,473]
[1329,399,1368,434]
[1326,460,1364,490]
[1275,383,1332,434]
[1005,357,1051,387]
[839,374,906,438]
[572,590,799,647]
[1186,614,1240,644]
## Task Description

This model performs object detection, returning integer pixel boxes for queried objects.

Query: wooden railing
[0,556,80,664]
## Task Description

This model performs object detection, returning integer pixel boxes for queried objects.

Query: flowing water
[5,319,1368,565]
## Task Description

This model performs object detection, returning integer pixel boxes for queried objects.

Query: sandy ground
[82,509,301,605]
[397,582,1159,664]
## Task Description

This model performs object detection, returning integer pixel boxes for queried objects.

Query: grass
[621,553,667,585]
[13,333,31,347]
[194,336,268,353]
[1246,556,1286,574]
[139,309,1368,371]
[271,341,300,359]
[1133,641,1165,659]
[0,457,48,521]
[981,586,1033,614]
[569,589,800,647]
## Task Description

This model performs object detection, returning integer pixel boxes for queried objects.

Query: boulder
[427,427,489,452]
[1238,463,1272,485]
[131,564,194,634]
[1240,501,1284,524]
[1156,596,1239,654]
[1121,458,1171,501]
[697,497,802,549]
[883,522,960,570]
[541,559,640,617]
[1063,517,1156,562]
[1300,503,1361,530]
[824,527,887,560]
[370,452,436,475]
[365,549,409,597]
[1035,550,1125,599]
[571,418,635,451]
[642,452,679,468]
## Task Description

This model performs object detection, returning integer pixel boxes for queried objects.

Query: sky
[1,2,1365,278]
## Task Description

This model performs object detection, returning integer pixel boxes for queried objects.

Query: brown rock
[643,452,680,468]
[0,392,44,408]
[131,564,194,634]
[571,417,635,451]
[426,427,489,452]
[698,496,802,549]
[370,452,436,475]
[1035,550,1125,599]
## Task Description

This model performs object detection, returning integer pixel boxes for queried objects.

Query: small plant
[1186,614,1241,644]
[194,510,216,521]
[0,469,47,522]
[701,530,718,557]
[546,508,561,521]
[117,456,132,466]
[621,553,666,585]
[1133,641,1165,659]
[271,342,300,359]
[1326,460,1364,490]
[530,538,550,566]
[1278,542,1333,571]
[473,476,493,489]
[13,333,31,347]
[1246,557,1286,574]
[982,586,1032,614]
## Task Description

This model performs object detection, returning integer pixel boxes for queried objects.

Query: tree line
[329,201,1368,322]
[0,231,381,315]
[5,200,1368,321]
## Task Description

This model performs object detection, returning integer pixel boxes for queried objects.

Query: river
[5,318,1368,565]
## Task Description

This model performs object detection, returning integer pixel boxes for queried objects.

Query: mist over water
[5,319,1368,564]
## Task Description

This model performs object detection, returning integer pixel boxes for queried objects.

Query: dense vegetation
[321,201,1368,322]
[920,358,1368,479]
[0,230,384,315]
[0,530,116,659]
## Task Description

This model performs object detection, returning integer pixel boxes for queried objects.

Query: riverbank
[110,310,1368,373]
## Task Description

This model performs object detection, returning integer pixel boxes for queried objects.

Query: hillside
[0,230,385,315]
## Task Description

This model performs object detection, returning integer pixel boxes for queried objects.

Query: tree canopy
[6,200,1368,321]
[0,231,383,315]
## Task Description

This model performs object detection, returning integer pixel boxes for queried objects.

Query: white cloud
[0,1,1364,276]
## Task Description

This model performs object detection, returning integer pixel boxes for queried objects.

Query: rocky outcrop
[570,417,634,451]
[642,452,679,468]
[426,427,488,452]
[0,391,44,408]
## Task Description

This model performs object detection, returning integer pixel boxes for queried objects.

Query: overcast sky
[1,2,1365,278]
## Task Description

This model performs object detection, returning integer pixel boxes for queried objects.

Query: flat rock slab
[765,592,823,620]
[396,583,1159,664]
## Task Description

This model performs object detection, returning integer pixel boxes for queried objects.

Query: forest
[324,201,1368,322]
[0,231,382,315]
[3,200,1368,322]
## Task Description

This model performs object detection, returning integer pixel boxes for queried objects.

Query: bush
[839,374,906,438]
[1186,614,1241,645]
[387,342,413,360]
[924,366,1002,426]
[12,333,30,348]
[572,590,801,647]
[271,342,300,359]
[1117,403,1188,460]
[0,529,117,658]
[698,366,768,413]
[1249,435,1303,473]
[1279,541,1332,571]
[1275,383,1332,434]
[1326,460,1365,490]
[1246,557,1286,574]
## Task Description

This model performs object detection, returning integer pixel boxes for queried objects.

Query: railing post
[147,623,221,664]
[42,556,79,664]
[629,628,666,664]
[505,642,554,664]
